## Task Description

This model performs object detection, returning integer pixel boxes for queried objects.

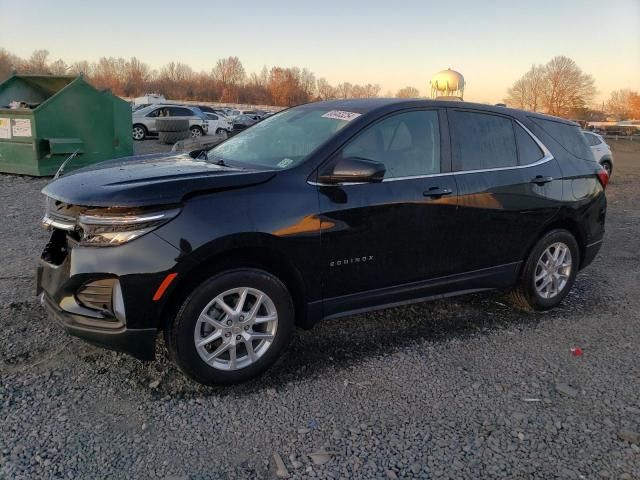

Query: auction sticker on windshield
[321,110,361,121]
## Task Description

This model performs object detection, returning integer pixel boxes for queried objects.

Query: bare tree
[317,78,336,100]
[607,89,634,119]
[631,92,640,119]
[543,56,596,116]
[0,49,20,81]
[396,86,420,98]
[505,65,546,111]
[505,57,596,117]
[335,82,353,99]
[25,49,50,73]
[212,57,245,88]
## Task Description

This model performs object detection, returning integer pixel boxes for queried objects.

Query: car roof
[295,98,577,126]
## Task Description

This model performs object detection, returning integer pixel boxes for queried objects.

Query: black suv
[37,99,607,385]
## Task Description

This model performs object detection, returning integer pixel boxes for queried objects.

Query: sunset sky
[1,0,638,104]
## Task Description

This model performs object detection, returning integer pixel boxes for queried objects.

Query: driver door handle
[423,187,453,198]
[530,175,553,185]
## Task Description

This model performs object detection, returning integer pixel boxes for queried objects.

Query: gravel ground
[1,140,639,479]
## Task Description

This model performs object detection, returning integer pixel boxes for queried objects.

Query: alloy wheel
[193,287,278,371]
[534,242,572,299]
[132,126,145,140]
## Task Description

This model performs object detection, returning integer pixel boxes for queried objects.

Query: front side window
[450,110,517,171]
[208,106,354,169]
[341,110,441,178]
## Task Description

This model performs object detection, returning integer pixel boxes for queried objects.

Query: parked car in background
[195,105,216,115]
[583,130,614,176]
[205,112,233,137]
[38,99,607,385]
[132,105,208,141]
[228,109,258,120]
[232,114,260,131]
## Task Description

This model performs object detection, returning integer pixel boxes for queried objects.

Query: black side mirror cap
[318,157,386,184]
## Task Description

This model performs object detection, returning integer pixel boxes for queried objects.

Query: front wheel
[601,160,612,178]
[510,229,580,311]
[215,128,228,139]
[132,125,146,141]
[167,269,294,385]
[190,126,203,138]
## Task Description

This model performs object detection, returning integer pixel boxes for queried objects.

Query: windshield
[208,106,355,169]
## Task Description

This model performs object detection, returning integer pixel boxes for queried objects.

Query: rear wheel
[510,229,579,311]
[167,269,294,385]
[601,160,612,178]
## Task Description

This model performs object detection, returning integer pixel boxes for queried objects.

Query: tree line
[3,49,636,118]
[0,49,421,106]
[504,55,639,120]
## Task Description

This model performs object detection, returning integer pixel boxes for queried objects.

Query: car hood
[42,153,276,207]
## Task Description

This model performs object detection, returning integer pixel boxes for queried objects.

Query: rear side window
[450,110,517,171]
[515,124,544,165]
[169,107,194,117]
[584,133,601,146]
[530,118,592,160]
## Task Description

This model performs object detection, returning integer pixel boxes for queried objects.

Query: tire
[601,160,613,178]
[215,128,228,139]
[167,268,295,385]
[190,126,204,138]
[158,130,190,145]
[132,124,147,141]
[156,118,190,132]
[510,229,580,311]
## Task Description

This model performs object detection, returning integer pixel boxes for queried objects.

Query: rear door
[448,109,562,275]
[318,109,458,308]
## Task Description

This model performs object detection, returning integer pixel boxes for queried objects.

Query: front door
[317,109,458,314]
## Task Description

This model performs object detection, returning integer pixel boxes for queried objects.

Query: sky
[1,0,638,104]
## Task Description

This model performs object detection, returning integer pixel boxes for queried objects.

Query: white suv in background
[583,131,614,177]
[205,113,233,137]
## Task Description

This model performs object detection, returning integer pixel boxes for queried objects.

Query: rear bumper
[40,292,156,360]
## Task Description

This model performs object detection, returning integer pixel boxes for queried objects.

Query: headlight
[78,208,180,246]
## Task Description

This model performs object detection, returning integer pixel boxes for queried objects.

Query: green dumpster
[0,74,133,176]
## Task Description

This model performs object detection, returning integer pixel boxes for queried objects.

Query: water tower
[430,68,465,100]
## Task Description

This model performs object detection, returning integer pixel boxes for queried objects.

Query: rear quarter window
[529,117,593,160]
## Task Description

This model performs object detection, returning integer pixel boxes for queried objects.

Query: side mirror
[318,157,386,184]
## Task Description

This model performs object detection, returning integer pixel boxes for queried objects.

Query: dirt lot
[0,140,639,479]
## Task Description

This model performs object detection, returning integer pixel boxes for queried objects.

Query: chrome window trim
[308,119,554,187]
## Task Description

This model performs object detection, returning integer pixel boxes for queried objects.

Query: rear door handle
[530,175,553,185]
[423,187,453,198]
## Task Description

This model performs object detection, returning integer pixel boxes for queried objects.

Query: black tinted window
[450,111,517,171]
[168,107,193,117]
[342,110,441,178]
[515,124,544,165]
[530,118,592,160]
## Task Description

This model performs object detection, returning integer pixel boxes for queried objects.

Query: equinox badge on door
[329,256,374,267]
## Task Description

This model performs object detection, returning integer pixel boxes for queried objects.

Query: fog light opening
[112,281,126,323]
